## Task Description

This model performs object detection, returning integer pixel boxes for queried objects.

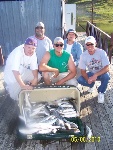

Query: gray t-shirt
[32,35,53,65]
[78,48,110,73]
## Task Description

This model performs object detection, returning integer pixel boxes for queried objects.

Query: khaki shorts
[42,72,78,86]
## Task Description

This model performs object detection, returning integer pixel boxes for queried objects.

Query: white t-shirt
[32,36,53,65]
[78,48,110,73]
[66,44,76,65]
[4,44,38,83]
[66,44,73,54]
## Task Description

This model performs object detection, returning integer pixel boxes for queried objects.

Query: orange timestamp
[70,136,101,143]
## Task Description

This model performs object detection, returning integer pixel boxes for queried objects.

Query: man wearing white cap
[4,37,41,100]
[77,36,110,103]
[39,37,78,86]
[32,22,53,65]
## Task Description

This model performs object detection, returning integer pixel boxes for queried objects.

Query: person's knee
[77,76,84,84]
[101,73,110,81]
[42,72,50,83]
[43,72,48,78]
[66,78,78,86]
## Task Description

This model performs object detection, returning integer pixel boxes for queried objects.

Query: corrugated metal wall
[0,0,62,57]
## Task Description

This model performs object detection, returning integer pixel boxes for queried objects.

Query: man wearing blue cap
[4,37,41,100]
[64,29,83,78]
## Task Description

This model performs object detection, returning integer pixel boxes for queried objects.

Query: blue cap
[24,37,37,47]
[67,29,78,37]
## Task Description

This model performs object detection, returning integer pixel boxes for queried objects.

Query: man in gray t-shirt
[77,36,110,103]
[32,22,53,65]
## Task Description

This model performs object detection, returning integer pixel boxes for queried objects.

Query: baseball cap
[24,37,37,47]
[67,29,78,37]
[54,37,64,44]
[35,22,45,28]
[85,36,96,44]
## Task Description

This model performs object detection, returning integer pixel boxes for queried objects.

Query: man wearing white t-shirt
[4,37,41,100]
[77,36,110,103]
[32,22,53,65]
[64,29,83,78]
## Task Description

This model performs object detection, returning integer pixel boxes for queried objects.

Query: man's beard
[35,32,43,38]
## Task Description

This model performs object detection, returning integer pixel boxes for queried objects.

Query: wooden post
[109,33,113,63]
[0,45,4,66]
[91,0,94,24]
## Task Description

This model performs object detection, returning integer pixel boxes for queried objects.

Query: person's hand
[55,79,65,85]
[30,78,38,86]
[21,84,33,90]
[52,69,59,78]
[88,74,97,84]
[88,78,93,84]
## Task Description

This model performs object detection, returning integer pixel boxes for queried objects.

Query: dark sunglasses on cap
[36,26,44,29]
[86,43,94,46]
[54,44,64,47]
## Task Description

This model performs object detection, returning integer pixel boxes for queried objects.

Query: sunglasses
[86,43,94,46]
[36,26,44,29]
[54,44,64,47]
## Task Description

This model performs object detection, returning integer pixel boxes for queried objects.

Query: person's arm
[78,53,88,81]
[75,44,83,66]
[56,55,76,85]
[39,51,59,77]
[12,70,33,90]
[30,69,38,86]
[88,65,109,83]
[95,65,109,76]
[81,69,89,81]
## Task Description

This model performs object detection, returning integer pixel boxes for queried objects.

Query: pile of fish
[19,92,80,135]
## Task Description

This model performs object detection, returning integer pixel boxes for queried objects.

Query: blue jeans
[77,72,110,93]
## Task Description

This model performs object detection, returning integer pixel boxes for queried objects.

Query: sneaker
[98,92,104,103]
[88,87,94,93]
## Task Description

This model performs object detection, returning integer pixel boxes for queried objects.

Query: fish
[19,115,25,122]
[58,128,80,134]
[20,96,80,135]
[30,105,46,117]
[26,122,60,129]
[61,114,78,118]
[55,119,65,128]
[24,92,32,108]
[32,102,47,110]
[37,128,57,134]
[40,115,57,124]
[26,115,55,126]
[50,109,78,129]
[59,108,76,113]
[19,127,57,135]
[19,127,39,134]
[22,105,27,124]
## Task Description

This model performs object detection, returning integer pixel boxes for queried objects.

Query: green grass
[67,0,113,35]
